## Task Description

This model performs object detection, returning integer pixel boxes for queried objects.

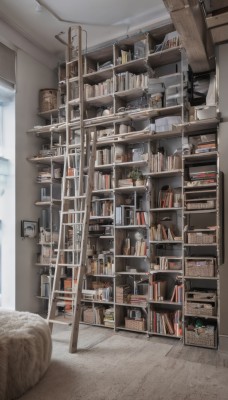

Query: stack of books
[195,141,216,153]
[104,307,115,327]
[188,164,217,185]
[116,285,131,303]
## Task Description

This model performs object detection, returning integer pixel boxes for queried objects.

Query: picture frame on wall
[21,220,38,238]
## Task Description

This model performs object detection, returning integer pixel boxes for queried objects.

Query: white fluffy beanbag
[0,309,52,400]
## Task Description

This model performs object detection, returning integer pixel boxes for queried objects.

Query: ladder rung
[63,195,86,199]
[48,319,72,326]
[57,249,81,252]
[55,296,75,301]
[54,290,77,294]
[56,263,80,267]
[62,210,85,214]
[62,222,83,226]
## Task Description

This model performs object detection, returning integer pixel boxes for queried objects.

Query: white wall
[217,43,228,351]
[0,99,15,309]
[0,19,57,312]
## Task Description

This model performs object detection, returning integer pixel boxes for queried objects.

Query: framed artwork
[21,220,38,238]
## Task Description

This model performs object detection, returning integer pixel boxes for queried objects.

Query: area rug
[0,309,52,400]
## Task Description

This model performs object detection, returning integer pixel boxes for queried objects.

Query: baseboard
[219,335,228,352]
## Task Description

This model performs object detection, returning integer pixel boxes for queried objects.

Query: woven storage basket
[185,258,214,277]
[186,200,215,210]
[83,308,95,324]
[185,302,216,316]
[39,89,57,112]
[125,318,146,331]
[185,327,216,348]
[191,291,216,300]
[187,232,216,244]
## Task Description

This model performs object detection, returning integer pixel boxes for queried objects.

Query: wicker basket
[83,308,95,324]
[186,200,215,210]
[187,232,216,244]
[185,302,216,316]
[39,89,57,112]
[125,318,146,331]
[185,327,217,348]
[185,258,214,277]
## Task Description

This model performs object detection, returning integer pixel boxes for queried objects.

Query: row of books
[94,172,113,190]
[150,153,181,172]
[157,187,174,208]
[135,240,147,257]
[115,72,148,92]
[170,284,183,303]
[149,278,183,303]
[149,280,167,301]
[122,237,147,256]
[84,79,114,98]
[151,257,182,271]
[150,223,177,241]
[136,211,148,225]
[87,254,114,276]
[95,148,114,166]
[115,206,148,226]
[116,205,134,225]
[91,200,113,217]
[150,310,182,336]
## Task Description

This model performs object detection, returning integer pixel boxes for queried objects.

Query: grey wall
[15,49,56,312]
[218,43,228,350]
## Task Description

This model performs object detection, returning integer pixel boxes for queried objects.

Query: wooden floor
[19,324,228,400]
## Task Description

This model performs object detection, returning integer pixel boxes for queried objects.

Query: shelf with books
[116,272,149,276]
[182,123,221,349]
[183,119,220,135]
[85,94,114,107]
[81,303,115,327]
[149,308,182,337]
[115,303,148,333]
[147,46,182,68]
[147,170,183,178]
[84,68,113,84]
[149,275,183,304]
[149,300,182,306]
[150,255,183,272]
[150,207,182,212]
[26,23,224,344]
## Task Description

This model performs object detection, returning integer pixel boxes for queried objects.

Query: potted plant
[128,168,145,186]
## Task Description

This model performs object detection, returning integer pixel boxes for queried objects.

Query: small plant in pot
[128,168,145,186]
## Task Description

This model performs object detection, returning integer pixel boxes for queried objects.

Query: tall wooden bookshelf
[27,23,222,348]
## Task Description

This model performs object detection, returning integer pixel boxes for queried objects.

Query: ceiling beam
[206,10,228,45]
[206,11,228,29]
[163,0,215,72]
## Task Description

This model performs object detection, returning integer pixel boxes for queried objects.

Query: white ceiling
[0,0,169,55]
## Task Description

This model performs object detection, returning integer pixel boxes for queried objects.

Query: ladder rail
[47,150,67,328]
[69,130,97,353]
[47,26,98,353]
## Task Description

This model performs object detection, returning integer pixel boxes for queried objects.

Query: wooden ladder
[47,26,97,353]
